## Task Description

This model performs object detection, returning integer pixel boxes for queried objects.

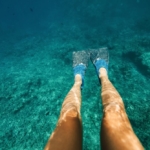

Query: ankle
[75,74,82,85]
[99,68,108,78]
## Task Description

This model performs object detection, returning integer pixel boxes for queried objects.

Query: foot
[73,64,86,88]
[94,59,108,75]
[89,47,109,76]
[73,51,89,89]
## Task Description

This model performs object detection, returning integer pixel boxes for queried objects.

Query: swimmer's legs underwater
[44,51,89,150]
[90,48,144,150]
[45,48,144,150]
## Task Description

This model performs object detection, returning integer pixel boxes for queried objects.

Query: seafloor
[1,8,150,150]
[0,23,150,150]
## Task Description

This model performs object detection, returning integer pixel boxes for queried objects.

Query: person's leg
[99,68,144,150]
[45,51,89,150]
[44,75,82,150]
[90,48,144,150]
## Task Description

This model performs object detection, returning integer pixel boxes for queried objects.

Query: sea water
[0,0,150,149]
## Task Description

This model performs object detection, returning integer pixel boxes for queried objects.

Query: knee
[66,109,79,118]
[103,102,124,113]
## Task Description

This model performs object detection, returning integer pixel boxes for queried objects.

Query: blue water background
[0,0,150,149]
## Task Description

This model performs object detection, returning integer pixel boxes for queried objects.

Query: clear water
[0,0,150,149]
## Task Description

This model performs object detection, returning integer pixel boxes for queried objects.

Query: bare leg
[45,75,82,150]
[99,68,144,150]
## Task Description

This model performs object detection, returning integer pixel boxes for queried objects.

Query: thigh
[100,102,144,150]
[45,111,82,150]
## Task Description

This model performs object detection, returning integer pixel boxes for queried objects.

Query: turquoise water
[0,0,150,149]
